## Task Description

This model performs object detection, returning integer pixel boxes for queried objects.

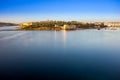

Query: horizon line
[1,20,120,24]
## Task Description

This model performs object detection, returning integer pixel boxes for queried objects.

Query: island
[19,20,107,30]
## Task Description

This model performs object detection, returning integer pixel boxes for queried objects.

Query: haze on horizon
[0,0,120,23]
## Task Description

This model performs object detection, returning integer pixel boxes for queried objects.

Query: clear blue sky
[0,0,120,23]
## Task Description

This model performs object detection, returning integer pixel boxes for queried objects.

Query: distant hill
[0,22,18,27]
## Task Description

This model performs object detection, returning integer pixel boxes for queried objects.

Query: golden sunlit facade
[22,22,33,26]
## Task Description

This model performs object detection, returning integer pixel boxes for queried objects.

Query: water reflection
[62,30,67,47]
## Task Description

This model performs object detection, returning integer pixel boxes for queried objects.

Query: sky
[0,0,120,23]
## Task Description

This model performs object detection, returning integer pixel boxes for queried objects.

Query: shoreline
[0,28,97,31]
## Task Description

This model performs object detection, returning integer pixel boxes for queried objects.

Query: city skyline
[0,0,120,23]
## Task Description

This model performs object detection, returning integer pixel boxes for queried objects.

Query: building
[54,24,61,30]
[104,22,120,27]
[61,25,77,30]
[20,22,33,29]
[22,22,33,26]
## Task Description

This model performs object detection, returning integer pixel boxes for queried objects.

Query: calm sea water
[0,26,120,80]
